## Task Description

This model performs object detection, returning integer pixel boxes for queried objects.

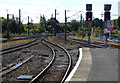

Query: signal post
[86,4,92,47]
[104,4,112,48]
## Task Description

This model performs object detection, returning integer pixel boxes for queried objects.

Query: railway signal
[86,12,92,21]
[104,4,112,48]
[86,4,92,47]
[104,12,110,21]
[104,4,111,21]
[86,4,92,21]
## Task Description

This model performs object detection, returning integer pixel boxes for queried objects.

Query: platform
[65,48,118,83]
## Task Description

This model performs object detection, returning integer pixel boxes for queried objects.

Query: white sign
[107,20,114,28]
[104,29,110,34]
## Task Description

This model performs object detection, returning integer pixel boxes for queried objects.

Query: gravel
[2,35,79,82]
[2,42,52,82]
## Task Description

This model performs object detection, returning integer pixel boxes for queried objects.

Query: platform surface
[88,48,118,81]
[66,48,118,83]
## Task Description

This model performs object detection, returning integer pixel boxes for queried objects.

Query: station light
[86,12,92,21]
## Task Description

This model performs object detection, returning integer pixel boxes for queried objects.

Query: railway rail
[1,38,72,83]
[1,38,38,55]
[30,39,72,83]
[1,38,39,75]
[2,39,52,82]
[68,37,120,48]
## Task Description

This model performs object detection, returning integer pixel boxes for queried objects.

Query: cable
[67,11,82,19]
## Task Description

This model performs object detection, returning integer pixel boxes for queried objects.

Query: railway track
[68,37,120,48]
[71,38,103,48]
[2,39,72,83]
[1,38,38,55]
[1,38,39,71]
[2,39,52,82]
[29,39,72,83]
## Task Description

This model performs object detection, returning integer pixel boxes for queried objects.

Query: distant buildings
[119,1,120,16]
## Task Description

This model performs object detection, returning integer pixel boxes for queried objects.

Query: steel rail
[69,38,103,48]
[29,40,56,83]
[71,37,120,48]
[1,39,40,76]
[1,39,38,55]
[42,39,72,83]
[1,38,37,52]
[0,55,35,77]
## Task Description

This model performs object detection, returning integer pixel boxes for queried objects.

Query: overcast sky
[0,0,119,23]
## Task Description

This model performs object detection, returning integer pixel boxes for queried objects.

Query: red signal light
[88,18,91,21]
[86,12,92,21]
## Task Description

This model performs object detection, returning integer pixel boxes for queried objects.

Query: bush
[112,29,118,34]
[79,32,86,38]
[91,32,97,37]
[2,31,13,39]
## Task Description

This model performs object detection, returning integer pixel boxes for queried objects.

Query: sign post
[107,20,114,48]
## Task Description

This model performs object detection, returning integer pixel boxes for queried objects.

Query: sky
[0,0,119,23]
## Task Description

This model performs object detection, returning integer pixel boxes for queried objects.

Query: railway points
[1,34,119,83]
[1,1,120,83]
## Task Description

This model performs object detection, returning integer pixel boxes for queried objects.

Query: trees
[40,15,47,30]
[117,16,120,30]
[69,20,80,32]
[2,17,24,34]
[47,18,60,33]
[92,18,103,28]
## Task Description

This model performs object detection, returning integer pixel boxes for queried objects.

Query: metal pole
[19,9,21,35]
[7,14,10,39]
[28,16,29,36]
[109,31,111,48]
[65,10,67,44]
[55,9,56,20]
[80,14,82,28]
[0,19,2,34]
[105,21,108,48]
[88,21,91,47]
[55,9,57,36]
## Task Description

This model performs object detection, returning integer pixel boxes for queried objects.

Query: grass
[0,38,7,41]
[1,39,31,49]
[0,37,24,41]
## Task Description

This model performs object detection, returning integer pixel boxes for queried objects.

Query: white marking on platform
[65,48,83,82]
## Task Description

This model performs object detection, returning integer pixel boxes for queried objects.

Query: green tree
[92,18,103,28]
[70,20,80,32]
[2,17,24,34]
[117,16,120,30]
[59,23,65,32]
[47,18,60,33]
[39,15,47,32]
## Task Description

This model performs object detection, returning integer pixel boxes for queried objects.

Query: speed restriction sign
[107,20,114,28]
[107,20,114,31]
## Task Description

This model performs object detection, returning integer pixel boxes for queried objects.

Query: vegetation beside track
[1,39,32,49]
